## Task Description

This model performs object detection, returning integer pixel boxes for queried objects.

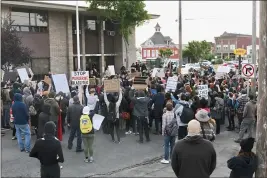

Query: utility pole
[256,1,267,178]
[178,0,183,74]
[251,0,257,95]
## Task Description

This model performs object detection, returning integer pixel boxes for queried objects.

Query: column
[98,19,105,75]
[81,15,86,70]
[66,13,74,76]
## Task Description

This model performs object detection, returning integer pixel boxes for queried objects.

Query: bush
[214,58,223,64]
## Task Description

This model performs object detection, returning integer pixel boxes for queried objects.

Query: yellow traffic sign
[234,48,246,56]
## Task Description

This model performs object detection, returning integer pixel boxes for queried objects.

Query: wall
[127,27,137,68]
[49,11,73,75]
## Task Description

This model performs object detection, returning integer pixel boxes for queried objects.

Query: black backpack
[165,117,178,136]
[180,104,194,124]
[107,102,117,122]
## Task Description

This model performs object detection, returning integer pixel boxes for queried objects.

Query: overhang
[2,1,160,19]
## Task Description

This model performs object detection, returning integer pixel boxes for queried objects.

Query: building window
[230,44,236,50]
[11,8,48,32]
[156,50,159,57]
[143,50,147,58]
[152,50,155,57]
[147,50,150,57]
[86,20,96,30]
[223,45,228,50]
[216,45,221,50]
[174,50,178,55]
[250,49,252,54]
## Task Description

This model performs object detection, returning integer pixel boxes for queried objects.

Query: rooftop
[215,31,252,38]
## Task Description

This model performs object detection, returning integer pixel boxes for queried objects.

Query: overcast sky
[47,1,260,47]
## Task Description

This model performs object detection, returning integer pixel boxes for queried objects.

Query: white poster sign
[17,68,29,83]
[152,68,165,78]
[217,66,230,73]
[92,114,105,130]
[71,71,89,86]
[108,65,115,76]
[166,77,178,92]
[51,74,70,94]
[197,85,208,100]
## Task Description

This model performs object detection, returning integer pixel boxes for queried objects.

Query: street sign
[242,64,255,78]
[234,48,247,56]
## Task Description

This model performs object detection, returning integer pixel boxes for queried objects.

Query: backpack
[107,102,117,122]
[80,114,93,134]
[200,123,215,142]
[29,105,37,116]
[165,117,178,136]
[180,104,194,124]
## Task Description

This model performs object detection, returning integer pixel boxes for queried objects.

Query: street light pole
[251,0,257,94]
[178,0,183,73]
[76,0,81,70]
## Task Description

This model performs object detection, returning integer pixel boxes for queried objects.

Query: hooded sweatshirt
[12,93,29,125]
[243,100,257,120]
[22,87,34,109]
[67,96,83,127]
[227,152,257,178]
[38,104,51,138]
[171,135,217,178]
[30,121,64,166]
[44,97,60,122]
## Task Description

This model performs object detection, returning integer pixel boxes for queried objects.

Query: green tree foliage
[86,0,150,44]
[1,17,32,71]
[159,48,173,59]
[182,40,212,63]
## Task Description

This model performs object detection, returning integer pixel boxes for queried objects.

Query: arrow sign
[242,64,255,78]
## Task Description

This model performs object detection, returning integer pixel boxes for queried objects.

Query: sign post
[234,48,247,75]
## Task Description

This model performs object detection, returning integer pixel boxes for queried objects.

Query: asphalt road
[1,125,254,177]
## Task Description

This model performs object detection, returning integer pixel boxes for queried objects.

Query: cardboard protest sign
[3,72,17,82]
[71,71,89,86]
[104,79,120,92]
[51,74,70,94]
[197,85,208,100]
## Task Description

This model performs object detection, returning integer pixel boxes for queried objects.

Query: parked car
[223,61,238,69]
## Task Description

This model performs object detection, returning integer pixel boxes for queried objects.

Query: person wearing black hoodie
[227,137,257,178]
[37,104,51,139]
[30,121,64,178]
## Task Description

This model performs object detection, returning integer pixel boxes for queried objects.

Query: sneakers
[160,159,170,164]
[12,136,17,140]
[134,132,139,136]
[234,139,241,143]
[84,158,89,163]
[125,131,132,135]
[89,157,94,163]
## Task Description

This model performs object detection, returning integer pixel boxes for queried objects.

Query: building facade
[214,31,259,59]
[1,1,159,78]
[140,23,179,60]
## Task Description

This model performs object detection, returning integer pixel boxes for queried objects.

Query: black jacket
[151,92,165,118]
[171,135,216,178]
[227,153,257,178]
[30,122,64,166]
[38,104,51,138]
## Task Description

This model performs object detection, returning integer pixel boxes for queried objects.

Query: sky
[47,1,260,47]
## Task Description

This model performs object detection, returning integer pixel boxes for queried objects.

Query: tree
[182,40,212,63]
[1,16,32,71]
[159,48,173,59]
[86,0,150,68]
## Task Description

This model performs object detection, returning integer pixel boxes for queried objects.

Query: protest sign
[166,76,178,92]
[52,74,70,93]
[17,68,29,83]
[108,65,115,76]
[71,71,89,86]
[197,85,208,100]
[152,68,165,78]
[89,78,96,86]
[217,66,230,73]
[104,79,120,92]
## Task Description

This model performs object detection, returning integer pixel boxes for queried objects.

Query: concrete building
[1,1,159,78]
[214,31,259,59]
[140,23,179,60]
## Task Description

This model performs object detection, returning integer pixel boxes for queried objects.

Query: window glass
[36,13,48,26]
[147,50,150,57]
[11,11,29,26]
[21,26,30,31]
[143,50,146,58]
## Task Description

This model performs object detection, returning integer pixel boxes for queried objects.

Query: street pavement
[1,126,254,177]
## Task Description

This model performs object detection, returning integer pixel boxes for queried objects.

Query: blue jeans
[164,136,176,160]
[15,124,31,151]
